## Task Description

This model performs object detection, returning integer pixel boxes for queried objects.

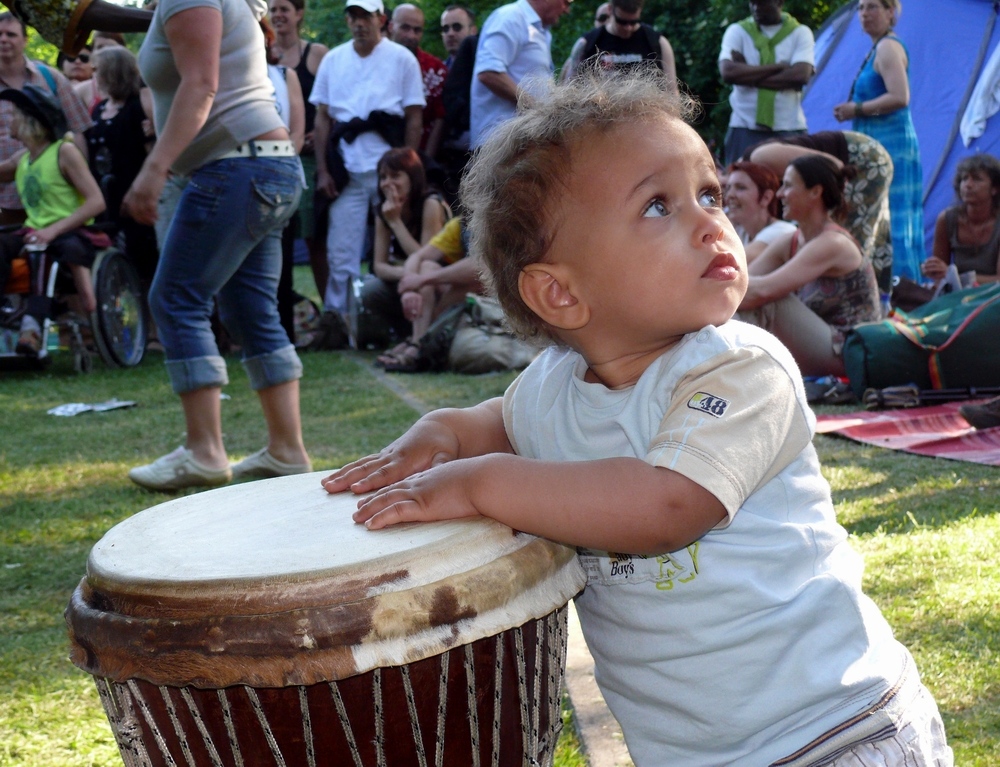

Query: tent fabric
[962,42,1000,145]
[802,0,1000,259]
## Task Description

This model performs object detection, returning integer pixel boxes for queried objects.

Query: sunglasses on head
[441,22,466,32]
[613,13,640,26]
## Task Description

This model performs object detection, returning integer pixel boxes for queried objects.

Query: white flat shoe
[129,446,232,492]
[231,448,312,480]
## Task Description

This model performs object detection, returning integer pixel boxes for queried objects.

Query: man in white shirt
[470,0,571,149]
[718,0,814,164]
[310,0,424,333]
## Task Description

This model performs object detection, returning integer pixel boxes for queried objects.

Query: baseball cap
[346,0,384,13]
[0,84,68,139]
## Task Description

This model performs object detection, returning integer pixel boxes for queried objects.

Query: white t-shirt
[310,39,425,174]
[718,20,814,131]
[471,0,553,148]
[742,218,797,247]
[503,322,909,766]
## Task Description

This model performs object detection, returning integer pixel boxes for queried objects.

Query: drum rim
[66,537,586,688]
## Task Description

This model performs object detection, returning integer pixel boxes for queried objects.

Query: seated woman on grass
[0,85,106,357]
[738,154,881,378]
[361,147,450,370]
[924,154,1000,287]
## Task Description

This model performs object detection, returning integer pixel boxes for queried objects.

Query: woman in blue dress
[834,0,924,283]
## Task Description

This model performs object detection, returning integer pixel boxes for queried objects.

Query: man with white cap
[310,0,424,343]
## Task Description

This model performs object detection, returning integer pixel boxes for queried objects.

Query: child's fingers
[353,489,422,528]
[321,454,382,492]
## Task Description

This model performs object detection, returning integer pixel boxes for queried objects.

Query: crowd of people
[2,0,1000,451]
[0,1,988,762]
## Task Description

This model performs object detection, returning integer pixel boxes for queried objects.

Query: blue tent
[802,0,1000,256]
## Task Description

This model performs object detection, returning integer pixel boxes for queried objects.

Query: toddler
[322,71,952,766]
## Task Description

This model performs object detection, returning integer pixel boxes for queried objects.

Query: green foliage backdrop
[1,0,842,154]
[297,0,842,153]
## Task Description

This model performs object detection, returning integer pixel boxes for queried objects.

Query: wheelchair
[0,236,148,373]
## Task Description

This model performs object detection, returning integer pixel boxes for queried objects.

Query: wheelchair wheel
[89,248,147,368]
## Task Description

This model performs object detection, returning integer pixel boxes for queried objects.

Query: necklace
[848,32,889,101]
[274,38,304,67]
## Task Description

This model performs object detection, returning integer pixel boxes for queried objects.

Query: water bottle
[46,322,59,353]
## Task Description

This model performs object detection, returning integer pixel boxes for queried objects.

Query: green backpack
[842,284,1000,398]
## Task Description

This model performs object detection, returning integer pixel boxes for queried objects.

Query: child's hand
[352,457,484,529]
[321,416,462,496]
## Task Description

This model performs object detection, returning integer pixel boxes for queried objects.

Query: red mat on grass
[815,402,1000,466]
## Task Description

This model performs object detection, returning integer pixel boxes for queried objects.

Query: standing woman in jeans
[124,0,312,491]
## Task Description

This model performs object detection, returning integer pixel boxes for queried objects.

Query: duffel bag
[842,283,1000,398]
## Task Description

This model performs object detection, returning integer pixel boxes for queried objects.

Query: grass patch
[1,332,997,765]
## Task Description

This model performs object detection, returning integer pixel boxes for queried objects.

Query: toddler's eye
[643,199,668,218]
[699,189,723,208]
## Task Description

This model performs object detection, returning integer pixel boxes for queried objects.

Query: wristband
[855,100,865,117]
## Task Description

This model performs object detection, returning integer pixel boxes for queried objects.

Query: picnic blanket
[815,402,1000,466]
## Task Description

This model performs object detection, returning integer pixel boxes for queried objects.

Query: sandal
[381,341,422,373]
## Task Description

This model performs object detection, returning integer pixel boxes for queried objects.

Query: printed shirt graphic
[502,321,905,766]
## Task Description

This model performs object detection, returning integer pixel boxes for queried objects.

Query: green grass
[1,308,998,764]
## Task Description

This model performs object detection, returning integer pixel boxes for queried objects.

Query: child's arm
[0,150,25,184]
[30,143,106,247]
[322,397,515,495]
[351,452,727,555]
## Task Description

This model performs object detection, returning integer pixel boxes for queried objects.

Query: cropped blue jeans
[149,156,303,395]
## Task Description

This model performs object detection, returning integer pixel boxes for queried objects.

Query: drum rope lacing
[217,688,244,767]
[464,644,481,767]
[180,688,226,765]
[330,679,365,767]
[298,686,317,767]
[246,686,288,765]
[95,677,153,767]
[160,685,197,767]
[94,606,571,766]
[126,679,178,766]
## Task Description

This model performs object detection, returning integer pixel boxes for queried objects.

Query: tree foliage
[301,0,840,153]
[3,0,839,154]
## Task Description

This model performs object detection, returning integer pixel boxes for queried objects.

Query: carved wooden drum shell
[66,473,586,767]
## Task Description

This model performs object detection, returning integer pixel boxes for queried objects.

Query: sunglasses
[613,13,641,26]
[69,52,91,63]
[441,22,466,33]
[595,12,609,22]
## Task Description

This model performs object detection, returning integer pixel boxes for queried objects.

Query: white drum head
[68,472,586,687]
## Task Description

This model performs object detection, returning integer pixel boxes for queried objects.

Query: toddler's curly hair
[460,68,698,343]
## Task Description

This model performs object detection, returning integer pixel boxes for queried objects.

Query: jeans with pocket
[149,156,303,394]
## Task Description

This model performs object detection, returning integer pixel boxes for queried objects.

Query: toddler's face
[541,115,747,351]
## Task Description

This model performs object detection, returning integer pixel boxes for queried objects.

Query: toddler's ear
[519,263,589,331]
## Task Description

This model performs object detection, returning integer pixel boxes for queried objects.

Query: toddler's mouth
[702,253,740,280]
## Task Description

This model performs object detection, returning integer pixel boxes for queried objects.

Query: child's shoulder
[680,320,793,359]
[665,321,805,390]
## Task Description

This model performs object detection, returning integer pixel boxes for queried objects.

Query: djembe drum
[65,472,586,767]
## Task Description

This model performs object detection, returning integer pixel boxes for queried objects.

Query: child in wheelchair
[0,84,107,357]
